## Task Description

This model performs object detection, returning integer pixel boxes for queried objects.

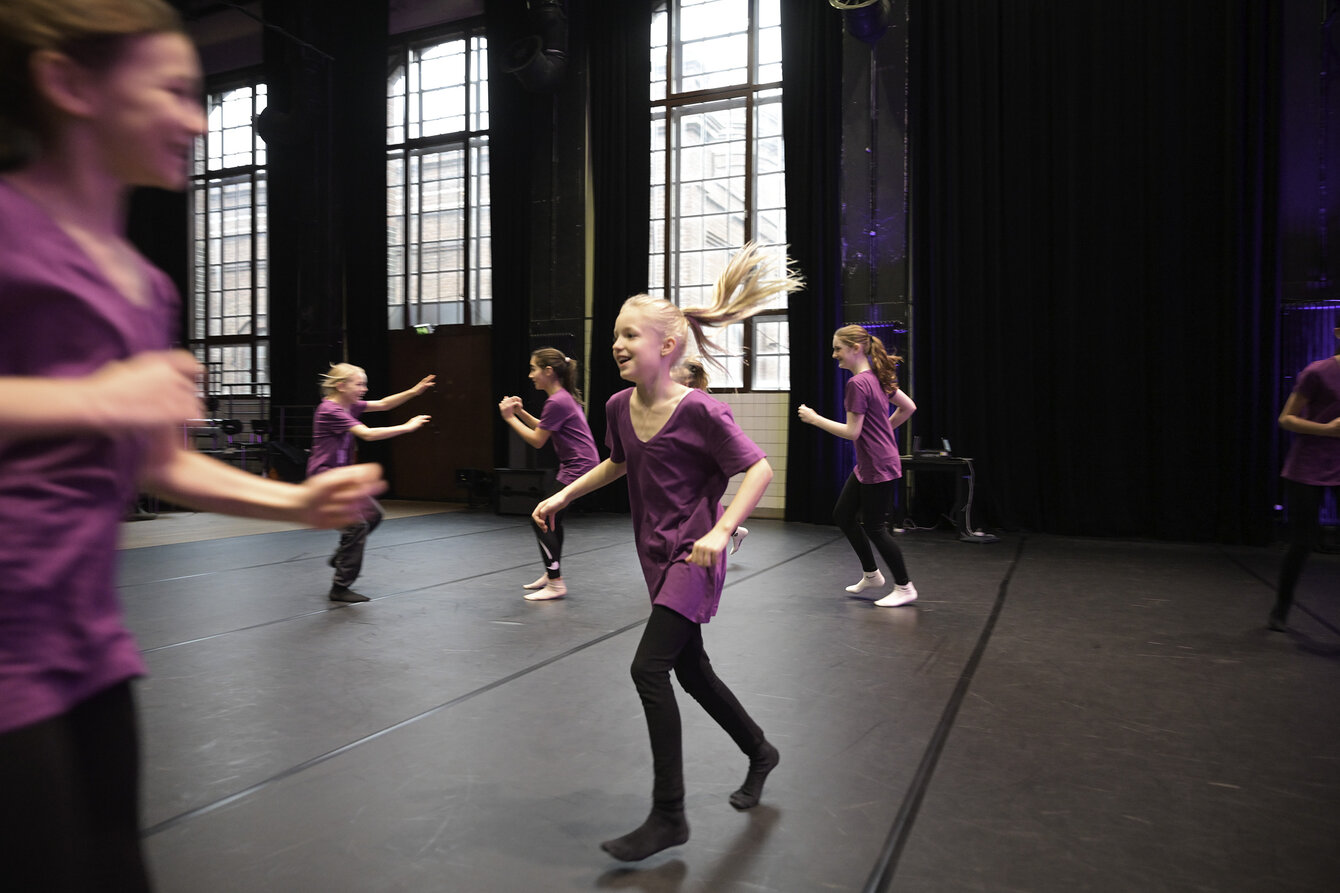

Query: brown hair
[673,358,709,390]
[620,241,803,370]
[835,325,902,395]
[531,347,581,402]
[0,0,185,169]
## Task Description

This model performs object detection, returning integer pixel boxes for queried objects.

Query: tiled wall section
[714,391,790,519]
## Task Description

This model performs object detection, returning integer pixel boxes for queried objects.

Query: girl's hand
[405,414,431,431]
[498,397,517,419]
[686,528,730,568]
[92,350,204,429]
[533,491,570,532]
[797,404,817,425]
[414,374,437,394]
[297,464,387,528]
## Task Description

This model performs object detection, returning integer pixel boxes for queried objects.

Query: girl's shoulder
[677,387,739,427]
[606,387,634,412]
[550,387,582,410]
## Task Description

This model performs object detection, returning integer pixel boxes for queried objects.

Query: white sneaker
[875,582,918,607]
[525,579,567,601]
[522,573,550,591]
[845,570,885,594]
[730,526,749,555]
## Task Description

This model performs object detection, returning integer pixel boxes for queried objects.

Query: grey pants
[331,498,383,588]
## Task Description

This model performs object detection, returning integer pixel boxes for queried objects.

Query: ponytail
[834,325,902,395]
[621,242,803,370]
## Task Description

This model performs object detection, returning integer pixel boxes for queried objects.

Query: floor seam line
[861,533,1028,893]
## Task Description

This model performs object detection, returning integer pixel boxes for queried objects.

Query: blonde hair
[319,363,365,398]
[621,241,803,369]
[835,325,902,395]
[0,0,185,169]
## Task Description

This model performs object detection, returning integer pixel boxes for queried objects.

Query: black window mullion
[463,39,472,326]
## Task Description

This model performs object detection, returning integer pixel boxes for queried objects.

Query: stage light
[829,0,892,45]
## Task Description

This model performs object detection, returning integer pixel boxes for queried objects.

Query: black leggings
[1276,478,1338,617]
[531,479,567,580]
[833,472,910,585]
[630,605,766,811]
[0,680,151,892]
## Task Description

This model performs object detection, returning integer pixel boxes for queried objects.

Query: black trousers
[1276,478,1338,617]
[630,605,766,811]
[331,498,384,588]
[0,680,151,892]
[833,472,910,585]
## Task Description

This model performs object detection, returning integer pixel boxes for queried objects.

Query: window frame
[386,24,491,331]
[188,72,269,399]
[650,0,787,392]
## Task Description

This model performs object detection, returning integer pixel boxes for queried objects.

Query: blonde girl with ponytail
[798,325,919,607]
[498,348,599,600]
[533,242,800,862]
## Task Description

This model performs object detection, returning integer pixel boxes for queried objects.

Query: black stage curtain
[583,0,652,512]
[908,1,1280,543]
[782,0,847,523]
[486,1,541,471]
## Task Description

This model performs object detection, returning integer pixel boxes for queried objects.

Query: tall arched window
[651,0,787,391]
[189,81,269,398]
[387,28,491,330]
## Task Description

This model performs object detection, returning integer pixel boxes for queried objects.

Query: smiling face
[335,372,369,403]
[612,308,670,385]
[832,335,863,371]
[80,32,206,191]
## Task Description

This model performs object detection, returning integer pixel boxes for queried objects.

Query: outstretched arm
[139,431,385,528]
[365,374,435,412]
[798,404,865,441]
[349,415,431,442]
[532,458,627,532]
[0,351,201,441]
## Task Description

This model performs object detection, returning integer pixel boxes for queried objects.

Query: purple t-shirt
[0,179,177,734]
[307,400,366,477]
[606,387,765,623]
[538,389,599,485]
[845,369,902,483]
[1281,356,1340,486]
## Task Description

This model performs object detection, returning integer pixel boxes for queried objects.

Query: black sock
[729,741,779,810]
[599,809,689,862]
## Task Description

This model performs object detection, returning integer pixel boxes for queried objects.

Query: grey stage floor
[118,508,1340,892]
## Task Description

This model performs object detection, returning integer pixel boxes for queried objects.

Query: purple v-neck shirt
[606,387,765,623]
[0,180,178,734]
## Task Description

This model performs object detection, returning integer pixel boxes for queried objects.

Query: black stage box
[494,468,555,515]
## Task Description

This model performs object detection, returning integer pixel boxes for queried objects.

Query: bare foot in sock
[729,741,779,809]
[600,810,689,862]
